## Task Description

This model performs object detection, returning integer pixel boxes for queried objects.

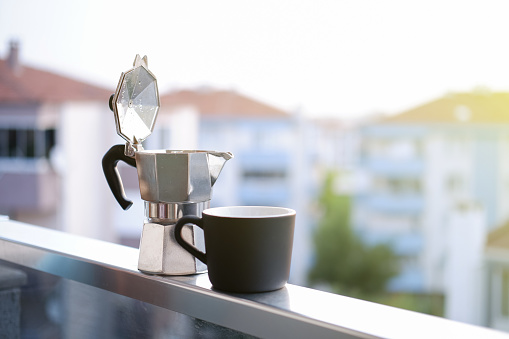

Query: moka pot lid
[110,55,160,153]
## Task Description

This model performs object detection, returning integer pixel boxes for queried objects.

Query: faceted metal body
[135,151,232,275]
[138,201,208,274]
[134,150,230,203]
[138,223,207,275]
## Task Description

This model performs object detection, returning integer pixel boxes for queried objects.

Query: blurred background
[2,0,509,335]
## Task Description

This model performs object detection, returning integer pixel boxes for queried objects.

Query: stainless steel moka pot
[102,55,233,275]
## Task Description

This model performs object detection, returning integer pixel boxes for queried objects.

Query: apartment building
[0,42,117,241]
[355,90,509,325]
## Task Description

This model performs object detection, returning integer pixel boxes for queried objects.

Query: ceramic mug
[174,206,296,293]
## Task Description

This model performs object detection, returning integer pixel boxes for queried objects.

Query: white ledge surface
[0,219,507,339]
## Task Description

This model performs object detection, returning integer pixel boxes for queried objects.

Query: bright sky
[1,0,509,118]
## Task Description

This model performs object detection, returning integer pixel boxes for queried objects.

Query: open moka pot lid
[109,54,160,156]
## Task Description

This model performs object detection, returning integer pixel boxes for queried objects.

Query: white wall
[58,101,118,241]
[444,201,486,325]
[156,106,199,150]
[422,134,449,292]
[288,112,313,285]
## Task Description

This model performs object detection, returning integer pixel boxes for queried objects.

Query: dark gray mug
[174,206,296,293]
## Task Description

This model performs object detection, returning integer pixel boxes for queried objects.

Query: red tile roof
[383,91,509,124]
[160,89,289,118]
[0,59,112,103]
[0,50,286,118]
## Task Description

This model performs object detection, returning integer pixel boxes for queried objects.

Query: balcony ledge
[0,218,507,339]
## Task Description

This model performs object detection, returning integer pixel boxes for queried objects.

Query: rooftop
[382,91,509,124]
[486,222,509,251]
[0,41,288,117]
[160,88,289,118]
[0,42,111,104]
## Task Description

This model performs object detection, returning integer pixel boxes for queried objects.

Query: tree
[308,172,399,299]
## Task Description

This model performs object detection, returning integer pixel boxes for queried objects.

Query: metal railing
[0,217,508,339]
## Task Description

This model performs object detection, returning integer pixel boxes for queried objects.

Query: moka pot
[102,55,233,275]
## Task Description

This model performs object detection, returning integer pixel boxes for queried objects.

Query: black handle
[175,216,207,264]
[102,144,137,210]
[109,94,115,112]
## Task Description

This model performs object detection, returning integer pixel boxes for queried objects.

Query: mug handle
[174,216,207,264]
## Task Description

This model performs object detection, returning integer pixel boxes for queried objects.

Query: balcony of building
[359,157,424,176]
[1,217,507,339]
[355,194,423,214]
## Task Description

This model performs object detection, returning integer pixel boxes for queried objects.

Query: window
[362,138,422,160]
[243,169,286,180]
[373,177,422,194]
[366,213,421,232]
[0,127,56,159]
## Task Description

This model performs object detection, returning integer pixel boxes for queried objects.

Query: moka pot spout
[207,151,234,187]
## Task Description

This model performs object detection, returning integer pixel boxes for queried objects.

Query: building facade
[354,91,509,325]
[0,42,118,241]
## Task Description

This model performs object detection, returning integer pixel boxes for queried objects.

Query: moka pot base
[137,201,208,275]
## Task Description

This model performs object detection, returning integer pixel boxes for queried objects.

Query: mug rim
[203,206,296,218]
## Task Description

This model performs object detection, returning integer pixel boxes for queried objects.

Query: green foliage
[308,172,399,299]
